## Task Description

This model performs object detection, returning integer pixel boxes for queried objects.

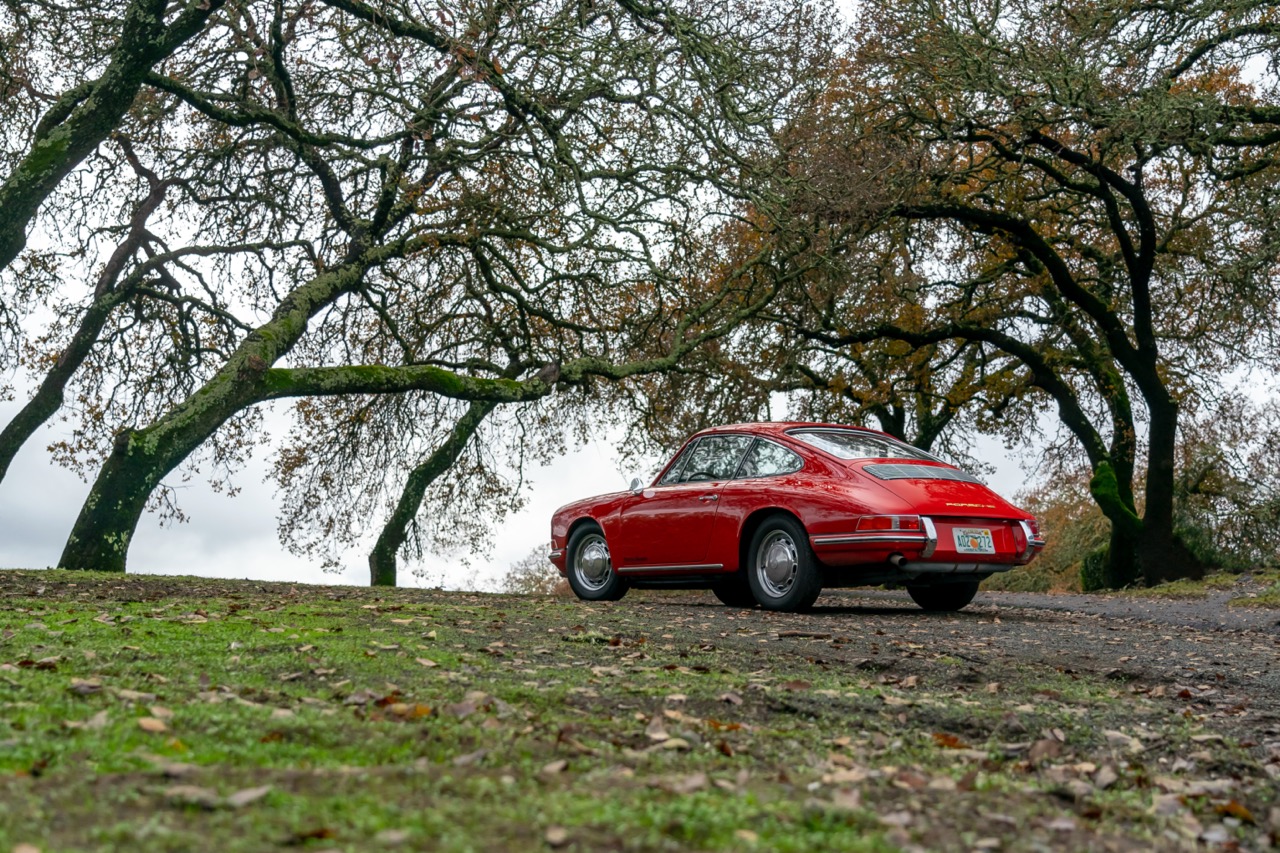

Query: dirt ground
[1,571,1278,852]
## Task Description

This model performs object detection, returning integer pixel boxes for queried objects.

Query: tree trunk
[369,400,498,586]
[57,427,185,572]
[1087,460,1143,587]
[58,253,373,571]
[1138,396,1202,585]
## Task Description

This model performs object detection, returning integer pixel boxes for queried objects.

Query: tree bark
[368,400,498,586]
[1138,395,1202,585]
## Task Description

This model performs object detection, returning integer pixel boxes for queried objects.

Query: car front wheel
[566,524,628,602]
[907,581,979,612]
[746,515,822,612]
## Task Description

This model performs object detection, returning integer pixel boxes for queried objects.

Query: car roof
[691,422,897,441]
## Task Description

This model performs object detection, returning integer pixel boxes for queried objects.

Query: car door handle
[698,495,719,502]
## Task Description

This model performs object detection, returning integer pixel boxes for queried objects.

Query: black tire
[907,581,979,612]
[711,572,755,608]
[746,515,822,612]
[565,524,628,602]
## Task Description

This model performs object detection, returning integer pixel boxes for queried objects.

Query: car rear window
[788,429,930,461]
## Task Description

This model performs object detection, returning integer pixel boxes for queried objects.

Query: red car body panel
[549,422,1044,585]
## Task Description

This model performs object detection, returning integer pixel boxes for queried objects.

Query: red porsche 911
[548,423,1044,612]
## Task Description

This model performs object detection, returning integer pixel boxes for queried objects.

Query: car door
[615,435,754,569]
[710,438,807,565]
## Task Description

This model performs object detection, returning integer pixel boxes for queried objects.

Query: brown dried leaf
[68,678,102,696]
[1028,738,1063,763]
[1216,800,1255,824]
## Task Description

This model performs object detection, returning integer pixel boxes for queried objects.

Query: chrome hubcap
[756,531,797,598]
[574,534,611,591]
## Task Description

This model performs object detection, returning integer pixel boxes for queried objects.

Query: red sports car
[548,423,1044,612]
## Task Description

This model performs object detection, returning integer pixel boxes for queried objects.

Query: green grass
[0,570,1275,852]
[1100,568,1280,604]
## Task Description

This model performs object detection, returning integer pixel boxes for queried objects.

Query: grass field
[1,570,1276,851]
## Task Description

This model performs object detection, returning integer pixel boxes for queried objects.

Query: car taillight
[855,515,922,532]
[1028,518,1041,539]
[1012,522,1028,554]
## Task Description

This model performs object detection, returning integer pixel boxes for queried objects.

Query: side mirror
[628,477,644,494]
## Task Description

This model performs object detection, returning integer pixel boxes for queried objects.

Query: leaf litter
[1,571,1279,852]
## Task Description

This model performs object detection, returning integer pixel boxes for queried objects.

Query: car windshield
[788,429,931,461]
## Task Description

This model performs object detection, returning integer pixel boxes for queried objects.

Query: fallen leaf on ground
[651,772,707,794]
[545,826,570,847]
[113,688,156,703]
[138,717,168,733]
[645,716,669,741]
[375,829,411,844]
[932,732,968,749]
[164,785,221,809]
[289,827,335,843]
[829,788,861,810]
[442,701,476,719]
[1215,800,1255,824]
[63,710,109,731]
[452,749,486,767]
[225,785,272,808]
[68,678,102,696]
[1028,739,1062,762]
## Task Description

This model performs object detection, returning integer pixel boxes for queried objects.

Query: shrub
[501,547,570,596]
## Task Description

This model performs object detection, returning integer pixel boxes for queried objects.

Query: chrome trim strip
[811,533,929,546]
[921,517,938,558]
[549,549,565,559]
[616,563,725,574]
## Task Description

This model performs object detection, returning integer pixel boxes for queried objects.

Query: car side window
[658,440,699,485]
[677,435,754,482]
[735,439,803,478]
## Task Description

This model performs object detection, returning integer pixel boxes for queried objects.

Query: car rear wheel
[711,572,755,608]
[746,515,822,612]
[566,525,628,602]
[907,581,979,612]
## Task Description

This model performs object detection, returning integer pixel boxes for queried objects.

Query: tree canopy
[2,0,1278,585]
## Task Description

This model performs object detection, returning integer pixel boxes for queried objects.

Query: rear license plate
[953,527,995,555]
